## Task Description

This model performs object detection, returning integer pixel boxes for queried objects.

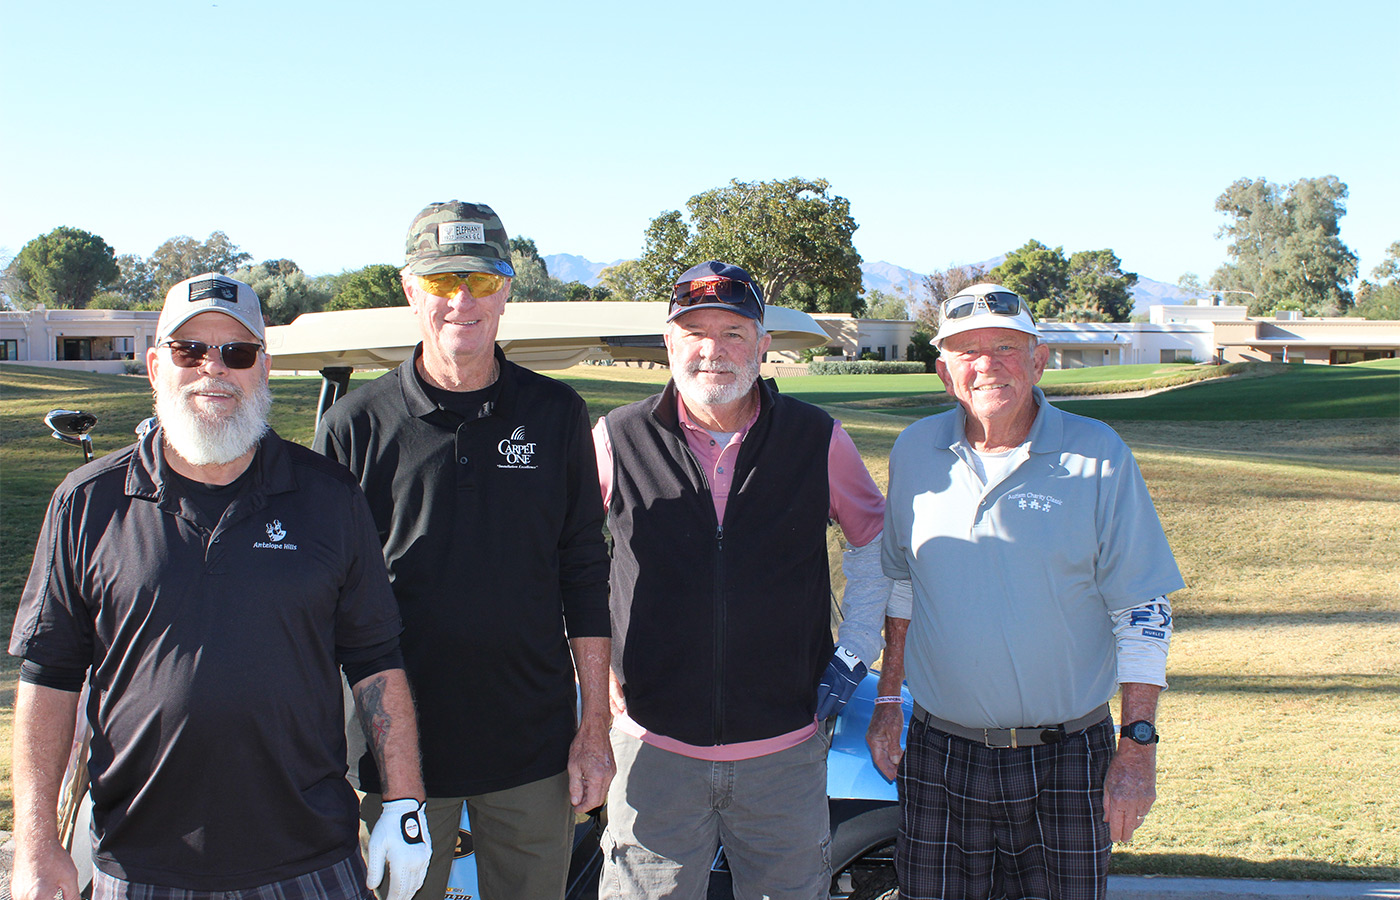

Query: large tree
[637,177,863,311]
[988,240,1069,318]
[864,288,914,320]
[1211,175,1358,315]
[114,231,253,306]
[1066,249,1137,322]
[327,263,406,311]
[914,262,989,329]
[598,259,649,302]
[1351,241,1400,320]
[509,237,566,302]
[10,226,120,308]
[231,259,326,326]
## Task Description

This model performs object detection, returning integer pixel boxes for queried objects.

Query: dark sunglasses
[160,340,264,369]
[942,291,1035,322]
[671,278,763,311]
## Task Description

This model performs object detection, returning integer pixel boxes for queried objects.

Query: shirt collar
[400,343,512,421]
[946,386,1062,455]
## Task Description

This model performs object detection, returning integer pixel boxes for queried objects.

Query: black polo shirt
[314,346,610,797]
[10,428,403,890]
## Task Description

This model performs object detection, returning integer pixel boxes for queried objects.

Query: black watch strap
[1124,720,1160,745]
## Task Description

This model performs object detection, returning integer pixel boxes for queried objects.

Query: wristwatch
[1123,720,1160,745]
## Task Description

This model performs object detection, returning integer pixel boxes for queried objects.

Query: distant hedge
[807,361,927,375]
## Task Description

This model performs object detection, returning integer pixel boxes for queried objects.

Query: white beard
[155,376,271,467]
[672,352,761,408]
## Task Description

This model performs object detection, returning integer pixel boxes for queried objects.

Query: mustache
[177,377,245,401]
[685,360,741,376]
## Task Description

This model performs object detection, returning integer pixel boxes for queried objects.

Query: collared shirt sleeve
[10,482,95,670]
[1094,446,1185,610]
[331,482,405,652]
[828,421,885,548]
[593,416,613,509]
[560,401,612,638]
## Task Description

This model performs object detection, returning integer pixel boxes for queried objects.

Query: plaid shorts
[93,853,373,900]
[896,715,1115,900]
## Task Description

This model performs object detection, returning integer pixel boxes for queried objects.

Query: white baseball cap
[156,273,265,343]
[932,283,1039,348]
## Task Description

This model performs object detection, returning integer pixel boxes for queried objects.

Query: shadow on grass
[1112,852,1400,882]
[1179,610,1400,628]
[1167,673,1400,695]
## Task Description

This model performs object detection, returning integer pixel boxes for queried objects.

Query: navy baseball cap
[668,260,765,323]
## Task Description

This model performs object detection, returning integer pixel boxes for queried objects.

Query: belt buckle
[983,728,1018,749]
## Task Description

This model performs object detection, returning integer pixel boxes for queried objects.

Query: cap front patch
[439,222,486,245]
[189,278,238,303]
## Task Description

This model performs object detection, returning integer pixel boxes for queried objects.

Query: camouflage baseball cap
[404,200,516,277]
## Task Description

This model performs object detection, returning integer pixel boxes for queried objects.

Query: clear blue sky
[2,0,1396,287]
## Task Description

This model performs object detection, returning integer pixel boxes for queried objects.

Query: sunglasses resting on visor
[671,278,763,310]
[416,272,509,299]
[942,291,1035,321]
[160,340,264,369]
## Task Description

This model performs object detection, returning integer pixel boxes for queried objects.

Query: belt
[912,702,1111,749]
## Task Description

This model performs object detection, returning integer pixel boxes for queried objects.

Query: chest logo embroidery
[1005,491,1062,514]
[496,426,539,470]
[254,519,298,550]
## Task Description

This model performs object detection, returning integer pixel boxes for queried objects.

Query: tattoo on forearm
[356,676,392,766]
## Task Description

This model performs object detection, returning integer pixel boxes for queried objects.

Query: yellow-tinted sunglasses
[415,271,509,299]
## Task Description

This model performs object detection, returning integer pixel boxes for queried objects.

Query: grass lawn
[1,361,1396,879]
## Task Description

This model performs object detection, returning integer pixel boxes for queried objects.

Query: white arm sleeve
[835,532,894,666]
[887,579,913,621]
[1110,596,1173,687]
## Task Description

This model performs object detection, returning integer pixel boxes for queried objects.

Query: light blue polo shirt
[882,387,1184,729]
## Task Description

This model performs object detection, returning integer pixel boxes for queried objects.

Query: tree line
[0,232,613,326]
[5,175,1395,328]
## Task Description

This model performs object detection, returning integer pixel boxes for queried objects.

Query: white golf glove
[366,798,431,900]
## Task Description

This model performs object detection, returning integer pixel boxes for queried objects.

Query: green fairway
[1055,358,1399,420]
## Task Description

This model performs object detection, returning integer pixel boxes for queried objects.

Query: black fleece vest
[606,380,835,745]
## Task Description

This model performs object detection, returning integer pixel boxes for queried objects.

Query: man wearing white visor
[868,283,1184,900]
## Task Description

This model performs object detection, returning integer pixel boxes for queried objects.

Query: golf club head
[46,409,98,439]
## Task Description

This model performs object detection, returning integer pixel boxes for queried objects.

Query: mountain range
[541,254,1196,316]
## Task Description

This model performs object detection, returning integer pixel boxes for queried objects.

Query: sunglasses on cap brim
[160,340,264,369]
[415,271,510,299]
[671,278,763,311]
[942,291,1036,322]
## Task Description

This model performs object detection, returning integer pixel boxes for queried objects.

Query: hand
[366,798,431,900]
[815,646,867,720]
[1103,740,1157,843]
[608,668,628,717]
[11,838,80,900]
[866,701,905,781]
[568,716,615,814]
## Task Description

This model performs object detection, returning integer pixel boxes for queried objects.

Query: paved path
[3,832,1396,900]
[1110,876,1400,900]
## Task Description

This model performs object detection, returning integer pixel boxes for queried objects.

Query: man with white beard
[10,274,432,900]
[591,260,893,899]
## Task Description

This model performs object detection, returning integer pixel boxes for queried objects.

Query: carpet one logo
[254,519,298,550]
[497,426,539,469]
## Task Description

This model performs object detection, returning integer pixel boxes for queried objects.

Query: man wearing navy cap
[593,260,892,898]
[870,283,1183,900]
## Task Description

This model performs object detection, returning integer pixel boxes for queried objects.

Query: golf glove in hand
[366,798,431,900]
[815,645,867,720]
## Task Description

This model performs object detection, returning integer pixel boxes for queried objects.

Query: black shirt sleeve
[19,659,87,692]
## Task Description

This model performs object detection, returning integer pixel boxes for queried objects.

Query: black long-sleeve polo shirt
[314,346,611,796]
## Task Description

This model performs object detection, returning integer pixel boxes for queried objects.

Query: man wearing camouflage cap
[315,202,613,900]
